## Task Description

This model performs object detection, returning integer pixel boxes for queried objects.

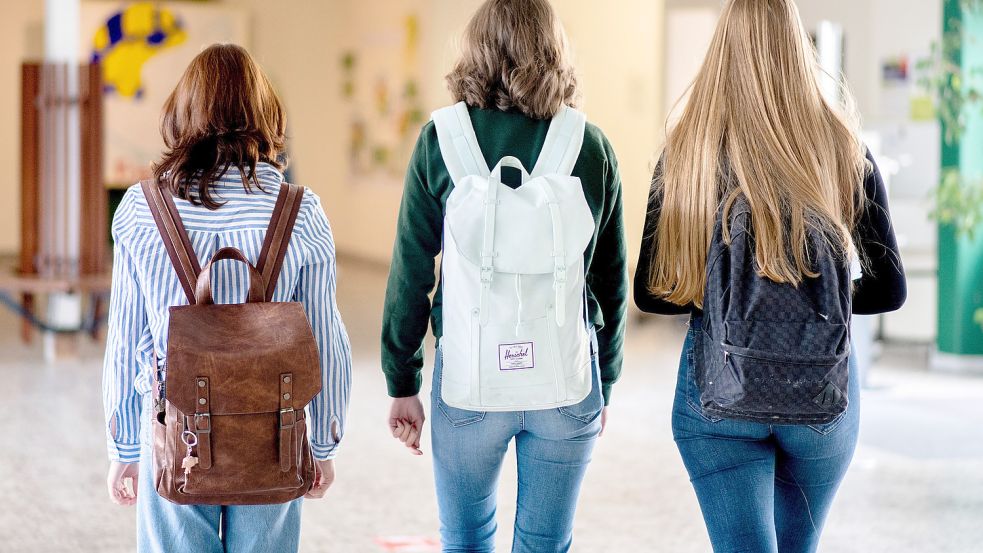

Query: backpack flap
[165,301,322,416]
[445,158,595,276]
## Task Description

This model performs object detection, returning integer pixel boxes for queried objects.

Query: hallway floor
[1,261,981,553]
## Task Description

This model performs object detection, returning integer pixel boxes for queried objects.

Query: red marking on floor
[374,536,441,552]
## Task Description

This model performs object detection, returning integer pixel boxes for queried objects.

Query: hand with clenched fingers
[305,459,336,499]
[107,461,139,506]
[389,396,425,455]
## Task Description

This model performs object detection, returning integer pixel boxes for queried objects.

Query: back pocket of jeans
[808,412,846,435]
[436,397,486,427]
[558,385,603,423]
[435,357,486,427]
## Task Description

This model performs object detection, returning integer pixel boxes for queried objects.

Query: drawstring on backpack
[514,274,523,335]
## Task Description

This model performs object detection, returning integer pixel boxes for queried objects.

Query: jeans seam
[807,412,846,435]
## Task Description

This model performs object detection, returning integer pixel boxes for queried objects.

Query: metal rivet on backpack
[283,393,291,400]
[283,376,291,384]
[198,398,207,405]
[197,380,206,388]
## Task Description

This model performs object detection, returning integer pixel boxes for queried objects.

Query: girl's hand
[389,396,425,455]
[600,407,609,437]
[305,459,335,499]
[107,461,139,506]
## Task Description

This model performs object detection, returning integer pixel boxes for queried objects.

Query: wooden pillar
[80,62,106,277]
[20,64,41,343]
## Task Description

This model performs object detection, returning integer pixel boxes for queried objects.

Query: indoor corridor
[2,260,980,553]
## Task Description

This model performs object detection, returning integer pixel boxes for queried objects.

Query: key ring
[181,430,198,447]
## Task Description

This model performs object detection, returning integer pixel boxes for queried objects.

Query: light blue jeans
[136,396,302,553]
[672,319,860,553]
[430,341,604,553]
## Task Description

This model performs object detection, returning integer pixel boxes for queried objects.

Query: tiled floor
[1,260,981,552]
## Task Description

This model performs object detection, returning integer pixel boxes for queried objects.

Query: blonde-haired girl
[635,1,905,551]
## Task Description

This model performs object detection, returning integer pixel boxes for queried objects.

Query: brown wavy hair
[153,44,286,210]
[447,0,579,120]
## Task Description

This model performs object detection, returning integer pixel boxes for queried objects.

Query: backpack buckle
[553,261,567,284]
[279,407,297,429]
[480,266,494,283]
[193,413,211,434]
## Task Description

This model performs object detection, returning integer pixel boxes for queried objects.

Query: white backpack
[432,102,596,411]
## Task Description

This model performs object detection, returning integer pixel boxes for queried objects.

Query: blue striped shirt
[102,163,352,463]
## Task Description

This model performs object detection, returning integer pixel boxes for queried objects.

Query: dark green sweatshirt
[381,106,628,405]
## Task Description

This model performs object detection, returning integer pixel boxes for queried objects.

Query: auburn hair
[153,44,286,210]
[446,0,579,120]
[649,0,868,307]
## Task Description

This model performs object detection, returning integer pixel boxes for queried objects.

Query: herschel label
[499,342,535,371]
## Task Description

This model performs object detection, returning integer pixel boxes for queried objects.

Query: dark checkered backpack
[694,199,853,424]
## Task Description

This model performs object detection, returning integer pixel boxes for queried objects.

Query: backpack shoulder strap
[141,180,200,304]
[256,182,304,301]
[531,105,587,178]
[431,102,490,186]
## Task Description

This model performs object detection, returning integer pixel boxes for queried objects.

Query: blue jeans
[672,320,860,553]
[430,343,603,553]
[136,397,302,553]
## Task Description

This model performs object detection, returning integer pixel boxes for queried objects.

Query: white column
[43,0,83,361]
[815,21,845,104]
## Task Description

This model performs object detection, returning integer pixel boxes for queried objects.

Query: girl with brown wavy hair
[382,1,628,551]
[103,44,351,552]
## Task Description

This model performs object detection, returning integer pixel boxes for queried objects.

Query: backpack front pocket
[704,342,848,425]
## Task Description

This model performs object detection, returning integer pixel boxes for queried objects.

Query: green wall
[937,0,983,356]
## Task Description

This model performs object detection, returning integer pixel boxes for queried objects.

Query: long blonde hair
[649,0,868,307]
[446,0,579,120]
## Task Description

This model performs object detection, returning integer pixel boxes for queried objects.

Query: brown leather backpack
[142,180,321,505]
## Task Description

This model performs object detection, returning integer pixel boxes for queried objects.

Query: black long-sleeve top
[633,150,907,316]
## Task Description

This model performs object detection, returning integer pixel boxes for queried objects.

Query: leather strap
[194,376,212,470]
[194,247,266,305]
[141,180,201,304]
[278,373,296,472]
[257,183,304,301]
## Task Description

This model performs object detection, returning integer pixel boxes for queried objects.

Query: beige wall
[0,0,944,263]
[0,0,664,263]
[0,3,44,254]
[228,0,665,265]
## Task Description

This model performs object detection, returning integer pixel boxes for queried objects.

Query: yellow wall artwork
[81,2,248,186]
[91,2,187,99]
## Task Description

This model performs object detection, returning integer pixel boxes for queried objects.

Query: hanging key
[181,430,199,475]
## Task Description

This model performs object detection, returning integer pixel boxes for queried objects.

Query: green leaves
[915,4,983,143]
[931,169,983,238]
[963,0,983,13]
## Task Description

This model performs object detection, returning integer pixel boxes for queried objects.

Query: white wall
[796,0,942,125]
[664,5,718,122]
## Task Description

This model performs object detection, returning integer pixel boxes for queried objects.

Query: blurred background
[0,0,981,552]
